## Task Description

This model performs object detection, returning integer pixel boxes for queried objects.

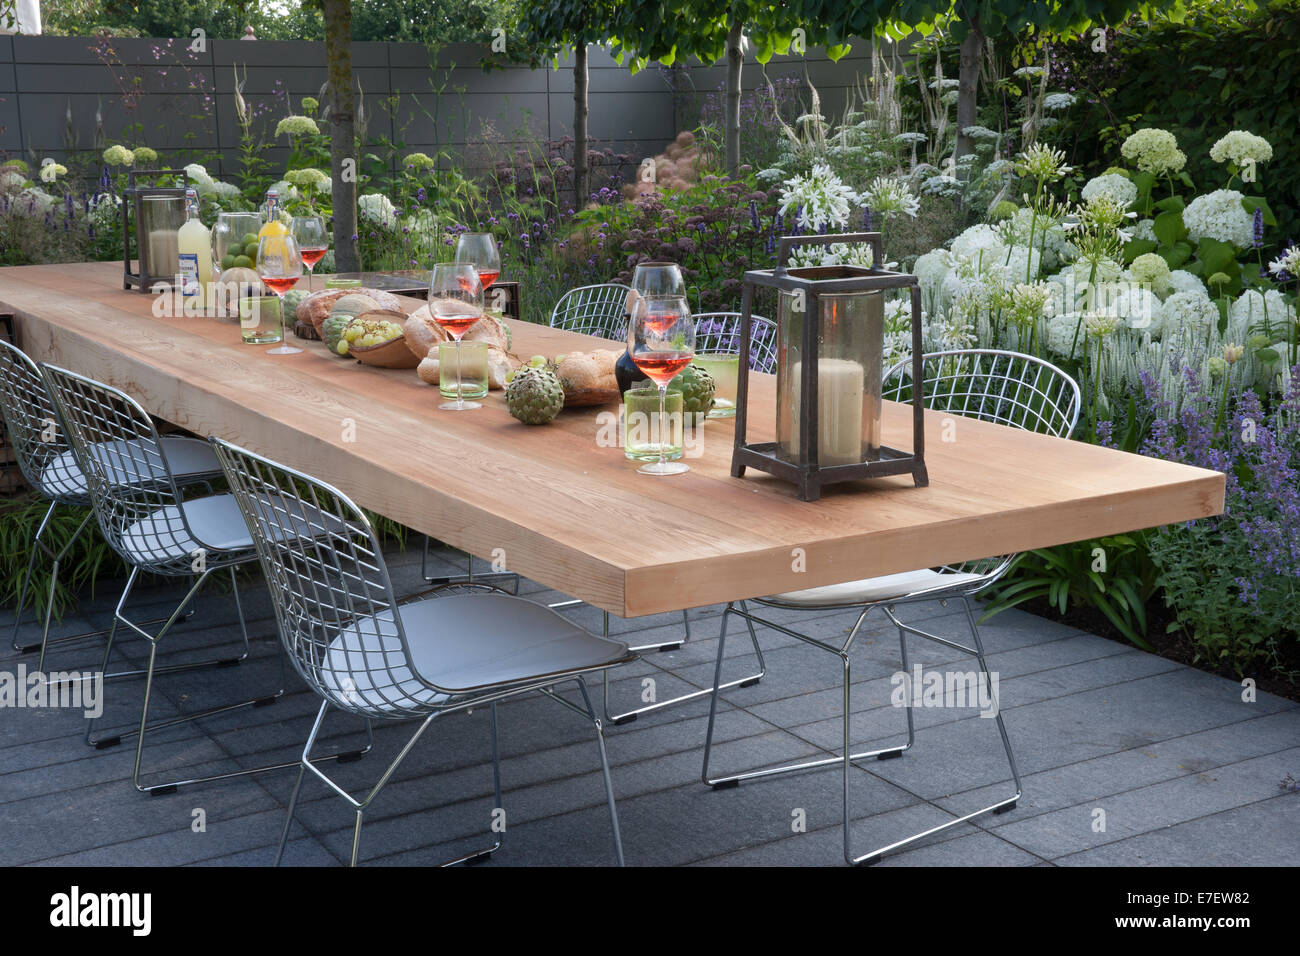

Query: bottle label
[179,253,200,298]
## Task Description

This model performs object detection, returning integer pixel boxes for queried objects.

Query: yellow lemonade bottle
[258,189,289,239]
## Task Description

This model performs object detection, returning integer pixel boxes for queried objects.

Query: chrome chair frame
[211,437,634,866]
[0,339,214,668]
[692,311,779,373]
[548,282,633,340]
[701,348,1081,865]
[40,364,370,794]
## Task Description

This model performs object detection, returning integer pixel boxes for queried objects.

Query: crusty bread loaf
[299,287,406,335]
[403,302,511,360]
[416,344,518,390]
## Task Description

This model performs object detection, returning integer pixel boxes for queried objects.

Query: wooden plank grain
[0,262,1226,616]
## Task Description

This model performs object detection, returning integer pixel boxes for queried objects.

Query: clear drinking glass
[628,294,694,476]
[454,232,501,291]
[255,234,304,355]
[292,215,329,292]
[429,261,484,411]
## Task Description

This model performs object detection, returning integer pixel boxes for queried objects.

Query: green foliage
[981,535,1161,649]
[1048,0,1300,240]
[0,496,126,625]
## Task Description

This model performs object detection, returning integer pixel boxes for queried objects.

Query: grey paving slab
[3,544,1296,867]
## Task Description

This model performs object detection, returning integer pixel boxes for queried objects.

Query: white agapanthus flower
[1182,189,1254,246]
[860,176,920,219]
[1042,93,1077,111]
[1268,245,1300,280]
[1081,173,1138,209]
[778,164,859,232]
[358,192,398,227]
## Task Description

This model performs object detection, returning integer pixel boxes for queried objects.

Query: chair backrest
[883,348,1081,438]
[210,437,431,719]
[692,312,779,373]
[0,338,80,500]
[882,349,1081,579]
[39,363,193,573]
[549,283,632,341]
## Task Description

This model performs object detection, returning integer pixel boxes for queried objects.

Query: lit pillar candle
[789,357,865,466]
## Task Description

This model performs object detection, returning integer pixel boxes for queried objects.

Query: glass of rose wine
[429,261,484,411]
[629,294,694,476]
[255,233,304,355]
[292,216,329,292]
[454,232,501,296]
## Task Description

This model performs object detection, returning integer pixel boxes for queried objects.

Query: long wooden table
[1,262,1224,617]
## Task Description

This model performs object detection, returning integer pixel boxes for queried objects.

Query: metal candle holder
[122,169,189,293]
[731,232,928,502]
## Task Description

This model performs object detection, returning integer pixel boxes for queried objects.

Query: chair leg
[576,677,625,866]
[849,597,1022,865]
[702,603,904,791]
[420,536,519,594]
[603,602,766,726]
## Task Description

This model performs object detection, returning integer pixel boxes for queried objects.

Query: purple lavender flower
[1252,207,1264,249]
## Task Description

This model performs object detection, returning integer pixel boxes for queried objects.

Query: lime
[234,255,253,269]
[241,233,258,247]
[244,242,260,259]
[221,253,236,270]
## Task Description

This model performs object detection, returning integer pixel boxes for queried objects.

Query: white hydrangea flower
[1209,130,1273,167]
[950,223,1007,265]
[1182,189,1253,246]
[275,115,320,137]
[1095,283,1162,332]
[1228,289,1295,337]
[1120,128,1186,175]
[1131,218,1157,242]
[1081,173,1137,209]
[1167,269,1206,297]
[1129,252,1172,296]
[1158,290,1219,338]
[1045,311,1085,357]
[358,192,398,227]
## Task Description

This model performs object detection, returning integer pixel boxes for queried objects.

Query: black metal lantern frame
[122,168,190,293]
[731,232,928,502]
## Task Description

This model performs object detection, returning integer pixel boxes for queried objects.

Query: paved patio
[2,542,1296,867]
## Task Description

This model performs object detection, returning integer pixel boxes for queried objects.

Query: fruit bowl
[344,310,421,368]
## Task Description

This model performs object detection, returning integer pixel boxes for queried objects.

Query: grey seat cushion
[319,593,633,714]
[120,494,255,566]
[39,436,221,499]
[765,568,984,608]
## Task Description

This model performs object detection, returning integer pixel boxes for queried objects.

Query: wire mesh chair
[210,436,637,866]
[548,283,633,340]
[701,348,1081,865]
[39,363,369,794]
[0,339,222,668]
[692,312,779,373]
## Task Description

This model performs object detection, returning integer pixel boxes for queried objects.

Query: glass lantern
[731,232,928,502]
[122,169,188,293]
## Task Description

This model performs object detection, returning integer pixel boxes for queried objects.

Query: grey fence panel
[2,35,876,184]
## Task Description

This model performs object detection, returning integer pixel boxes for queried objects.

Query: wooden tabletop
[1,262,1224,617]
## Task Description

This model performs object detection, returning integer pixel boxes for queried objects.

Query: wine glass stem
[455,338,464,410]
[657,384,668,471]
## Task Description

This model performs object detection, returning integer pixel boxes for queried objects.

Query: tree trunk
[323,0,359,272]
[725,18,743,176]
[573,42,589,208]
[955,17,984,165]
